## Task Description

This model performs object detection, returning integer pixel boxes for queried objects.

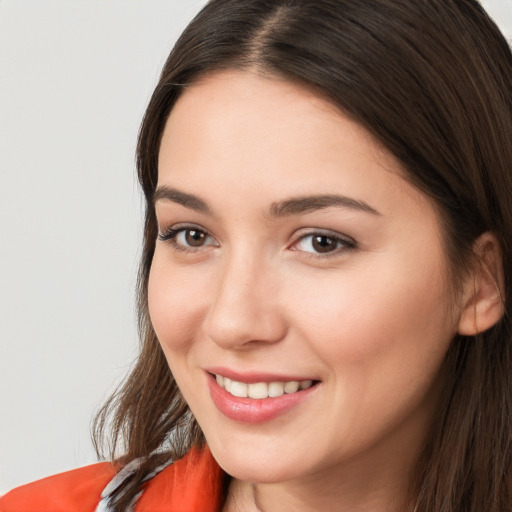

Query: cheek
[287,254,456,375]
[282,257,456,444]
[147,251,209,353]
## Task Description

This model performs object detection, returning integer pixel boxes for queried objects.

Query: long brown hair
[93,1,512,510]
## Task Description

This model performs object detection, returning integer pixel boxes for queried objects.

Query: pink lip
[205,366,316,384]
[206,372,319,424]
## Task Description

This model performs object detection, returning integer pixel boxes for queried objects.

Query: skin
[148,70,468,511]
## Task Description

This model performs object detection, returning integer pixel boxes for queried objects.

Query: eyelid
[157,223,219,251]
[156,223,356,258]
[289,228,357,256]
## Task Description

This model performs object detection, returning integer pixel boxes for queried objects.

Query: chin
[206,436,312,484]
[219,459,299,484]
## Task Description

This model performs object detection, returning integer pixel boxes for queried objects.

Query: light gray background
[0,0,510,495]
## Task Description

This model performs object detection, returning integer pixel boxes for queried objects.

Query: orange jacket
[0,447,224,512]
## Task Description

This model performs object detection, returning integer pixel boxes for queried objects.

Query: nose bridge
[204,244,286,349]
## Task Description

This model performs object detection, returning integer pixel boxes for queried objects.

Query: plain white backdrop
[0,0,510,494]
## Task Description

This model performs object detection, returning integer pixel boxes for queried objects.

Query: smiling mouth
[213,374,316,400]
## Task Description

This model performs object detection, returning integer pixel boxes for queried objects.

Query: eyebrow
[153,186,380,217]
[268,194,381,217]
[153,186,212,214]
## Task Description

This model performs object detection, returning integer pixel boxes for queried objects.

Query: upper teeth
[215,374,313,399]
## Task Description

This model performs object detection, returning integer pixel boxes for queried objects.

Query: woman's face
[149,70,460,485]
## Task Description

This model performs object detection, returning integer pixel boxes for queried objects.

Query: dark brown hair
[93,1,512,510]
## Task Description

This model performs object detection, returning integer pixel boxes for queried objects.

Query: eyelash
[157,225,217,254]
[157,225,357,258]
[291,229,356,258]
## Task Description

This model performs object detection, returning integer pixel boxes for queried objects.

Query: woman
[2,0,512,511]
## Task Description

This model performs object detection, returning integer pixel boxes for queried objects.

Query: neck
[225,476,417,512]
[222,408,429,512]
[223,442,420,512]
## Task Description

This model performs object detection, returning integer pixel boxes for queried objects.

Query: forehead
[157,70,432,221]
[160,70,379,155]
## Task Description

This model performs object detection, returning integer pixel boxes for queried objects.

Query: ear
[458,232,505,336]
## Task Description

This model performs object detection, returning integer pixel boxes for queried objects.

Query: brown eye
[157,226,217,251]
[185,229,207,247]
[292,231,355,256]
[311,235,338,253]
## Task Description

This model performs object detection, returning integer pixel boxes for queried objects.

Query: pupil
[186,230,205,247]
[312,235,336,253]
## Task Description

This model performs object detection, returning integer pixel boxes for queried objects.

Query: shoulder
[135,446,224,512]
[0,462,115,512]
[135,447,224,512]
[0,448,224,512]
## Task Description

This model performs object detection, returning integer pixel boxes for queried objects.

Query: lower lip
[207,374,319,424]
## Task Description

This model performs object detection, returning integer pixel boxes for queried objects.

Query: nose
[204,251,287,350]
